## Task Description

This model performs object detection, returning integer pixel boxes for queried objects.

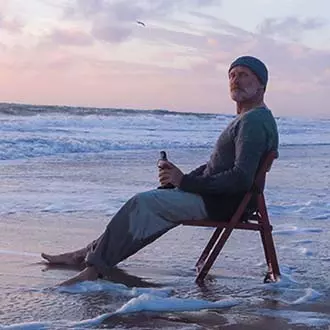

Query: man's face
[229,66,264,102]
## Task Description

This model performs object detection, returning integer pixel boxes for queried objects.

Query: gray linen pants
[85,188,207,276]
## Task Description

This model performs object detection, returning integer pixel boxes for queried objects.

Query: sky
[0,0,329,117]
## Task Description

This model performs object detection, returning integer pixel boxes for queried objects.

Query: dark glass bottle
[157,151,175,189]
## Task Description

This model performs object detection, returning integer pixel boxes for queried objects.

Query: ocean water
[0,102,329,329]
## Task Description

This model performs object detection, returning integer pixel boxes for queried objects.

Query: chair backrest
[253,150,278,194]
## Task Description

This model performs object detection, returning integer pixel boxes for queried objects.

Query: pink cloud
[0,14,23,33]
[0,1,24,33]
[0,68,229,115]
[257,16,328,41]
[46,54,80,70]
[62,0,221,44]
[1,3,329,118]
[66,0,220,20]
[247,36,330,83]
[47,28,94,46]
[317,68,330,86]
[138,21,329,91]
[0,51,327,117]
[91,20,132,44]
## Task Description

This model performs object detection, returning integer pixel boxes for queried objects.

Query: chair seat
[181,219,272,231]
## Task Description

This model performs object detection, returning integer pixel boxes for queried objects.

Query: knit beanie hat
[229,56,268,87]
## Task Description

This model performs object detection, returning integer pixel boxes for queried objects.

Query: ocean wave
[0,137,212,161]
[281,142,330,147]
[0,102,230,119]
[0,102,329,160]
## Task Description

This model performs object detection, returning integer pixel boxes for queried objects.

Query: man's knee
[132,190,157,206]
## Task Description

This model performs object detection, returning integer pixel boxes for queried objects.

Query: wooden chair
[181,151,280,284]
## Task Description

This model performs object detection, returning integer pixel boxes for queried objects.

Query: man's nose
[231,74,239,84]
[230,77,239,87]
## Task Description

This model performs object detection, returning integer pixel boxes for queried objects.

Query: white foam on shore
[261,266,322,306]
[270,200,330,220]
[278,288,322,305]
[297,246,314,256]
[0,249,40,257]
[0,294,239,330]
[0,321,51,329]
[70,294,239,328]
[273,226,322,236]
[0,267,324,329]
[256,309,330,327]
[116,293,239,314]
[57,280,172,297]
[262,265,299,290]
[292,239,314,245]
[312,213,329,220]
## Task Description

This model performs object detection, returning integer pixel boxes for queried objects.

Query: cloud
[0,13,23,33]
[189,11,252,38]
[90,17,133,43]
[251,36,330,80]
[257,16,328,41]
[65,0,219,19]
[0,38,328,117]
[316,68,330,86]
[46,28,94,46]
[1,0,329,117]
[61,0,220,44]
[0,0,24,33]
[150,21,330,94]
[0,0,10,12]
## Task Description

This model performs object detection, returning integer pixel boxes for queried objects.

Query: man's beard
[230,86,260,102]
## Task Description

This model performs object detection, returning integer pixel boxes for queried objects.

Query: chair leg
[195,227,223,271]
[262,230,280,282]
[260,229,275,282]
[258,194,280,282]
[196,227,234,283]
[195,195,251,283]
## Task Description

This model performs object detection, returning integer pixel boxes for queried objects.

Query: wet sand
[1,212,330,329]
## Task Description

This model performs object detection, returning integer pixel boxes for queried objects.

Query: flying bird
[136,21,146,27]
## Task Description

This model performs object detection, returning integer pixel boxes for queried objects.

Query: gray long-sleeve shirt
[179,106,279,220]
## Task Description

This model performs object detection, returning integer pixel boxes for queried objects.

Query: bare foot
[58,266,99,286]
[41,249,87,266]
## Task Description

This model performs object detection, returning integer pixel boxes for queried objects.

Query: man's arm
[179,114,267,195]
[158,162,207,187]
[186,164,207,177]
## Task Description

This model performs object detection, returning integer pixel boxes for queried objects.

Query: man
[42,55,279,286]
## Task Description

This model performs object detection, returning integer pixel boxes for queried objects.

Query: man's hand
[158,161,184,187]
